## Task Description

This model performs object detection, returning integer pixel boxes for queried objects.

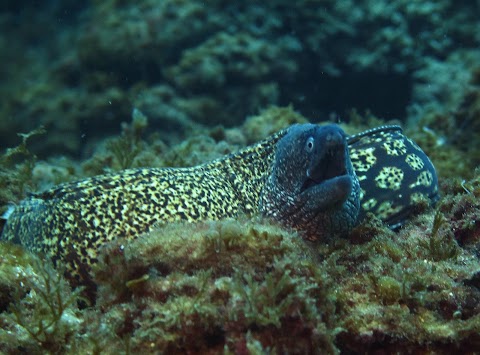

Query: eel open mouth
[300,131,348,193]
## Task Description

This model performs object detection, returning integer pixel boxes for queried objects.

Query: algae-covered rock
[91,218,337,353]
[324,208,480,352]
[241,106,308,144]
[0,218,339,353]
[405,50,480,180]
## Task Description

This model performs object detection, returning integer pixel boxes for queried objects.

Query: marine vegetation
[0,244,83,354]
[0,126,45,215]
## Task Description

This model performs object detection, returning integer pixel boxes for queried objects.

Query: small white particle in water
[2,205,15,219]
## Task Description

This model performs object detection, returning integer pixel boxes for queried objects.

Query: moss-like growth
[109,108,148,168]
[419,210,460,261]
[241,106,307,144]
[0,243,36,312]
[91,218,337,353]
[0,245,83,353]
[103,108,148,171]
[374,275,402,305]
[437,173,480,250]
[328,222,480,352]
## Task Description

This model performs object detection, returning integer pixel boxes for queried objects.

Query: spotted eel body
[348,125,438,227]
[1,123,437,286]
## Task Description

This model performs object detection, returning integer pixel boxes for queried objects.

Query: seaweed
[0,126,46,213]
[1,257,83,353]
[420,209,460,261]
[231,268,303,328]
[106,108,148,170]
[1,126,44,163]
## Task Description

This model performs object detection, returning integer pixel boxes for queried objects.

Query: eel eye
[305,136,314,152]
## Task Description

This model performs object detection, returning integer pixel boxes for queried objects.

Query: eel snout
[302,127,349,194]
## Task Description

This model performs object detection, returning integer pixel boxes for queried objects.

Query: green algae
[0,126,46,215]
[91,218,335,353]
[0,244,83,354]
[323,220,480,351]
[419,210,460,262]
[103,108,149,170]
[0,1,479,353]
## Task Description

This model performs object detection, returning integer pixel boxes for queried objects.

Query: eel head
[260,123,360,241]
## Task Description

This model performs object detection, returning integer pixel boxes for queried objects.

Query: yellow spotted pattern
[409,170,434,188]
[405,154,424,170]
[348,126,438,227]
[350,147,376,172]
[376,201,404,221]
[375,166,404,191]
[382,137,407,156]
[1,130,285,287]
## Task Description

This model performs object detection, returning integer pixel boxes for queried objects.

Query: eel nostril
[325,131,343,148]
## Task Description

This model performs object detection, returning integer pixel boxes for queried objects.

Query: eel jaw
[300,137,349,195]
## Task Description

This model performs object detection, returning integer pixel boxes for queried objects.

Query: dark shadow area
[0,0,86,16]
[282,71,412,121]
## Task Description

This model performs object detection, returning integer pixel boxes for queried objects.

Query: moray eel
[1,123,437,287]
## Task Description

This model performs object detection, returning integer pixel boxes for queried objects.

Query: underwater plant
[0,251,83,353]
[418,209,460,261]
[106,108,148,170]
